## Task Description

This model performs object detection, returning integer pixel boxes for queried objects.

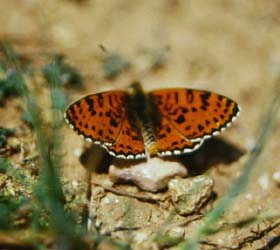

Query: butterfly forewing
[149,89,240,143]
[65,91,145,158]
[65,91,130,145]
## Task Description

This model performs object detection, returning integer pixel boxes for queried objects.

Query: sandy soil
[1,1,280,249]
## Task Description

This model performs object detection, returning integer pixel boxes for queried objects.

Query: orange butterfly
[65,82,240,159]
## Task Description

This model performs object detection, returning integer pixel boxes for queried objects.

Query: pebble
[109,157,187,192]
[168,175,214,215]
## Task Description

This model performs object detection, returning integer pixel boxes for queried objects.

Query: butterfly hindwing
[152,114,204,156]
[105,117,146,159]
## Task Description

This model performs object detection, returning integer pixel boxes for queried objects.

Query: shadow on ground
[179,138,245,176]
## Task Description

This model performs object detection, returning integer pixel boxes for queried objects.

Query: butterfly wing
[105,117,146,159]
[149,88,240,155]
[152,114,204,156]
[65,91,145,159]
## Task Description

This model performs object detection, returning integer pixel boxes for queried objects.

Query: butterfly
[65,82,240,159]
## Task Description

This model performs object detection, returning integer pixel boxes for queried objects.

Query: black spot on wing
[98,129,103,136]
[158,133,166,139]
[85,96,94,109]
[197,124,204,132]
[192,107,197,112]
[110,118,118,128]
[108,95,113,106]
[186,90,194,103]
[181,107,189,113]
[175,114,186,124]
[226,99,231,107]
[185,125,191,131]
[76,100,81,108]
[200,92,211,101]
[174,92,179,103]
[200,105,207,111]
[69,106,75,115]
[97,93,104,107]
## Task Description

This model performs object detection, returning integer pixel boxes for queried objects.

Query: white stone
[109,157,188,192]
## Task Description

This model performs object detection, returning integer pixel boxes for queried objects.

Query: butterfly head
[128,81,143,96]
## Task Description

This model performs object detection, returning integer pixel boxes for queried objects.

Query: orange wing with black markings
[65,85,240,159]
[105,117,146,159]
[149,88,240,155]
[65,91,145,159]
[152,113,203,156]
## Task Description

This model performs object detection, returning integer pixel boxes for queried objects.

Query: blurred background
[0,1,280,249]
[1,0,279,171]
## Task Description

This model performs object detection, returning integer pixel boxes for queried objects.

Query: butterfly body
[65,83,240,159]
